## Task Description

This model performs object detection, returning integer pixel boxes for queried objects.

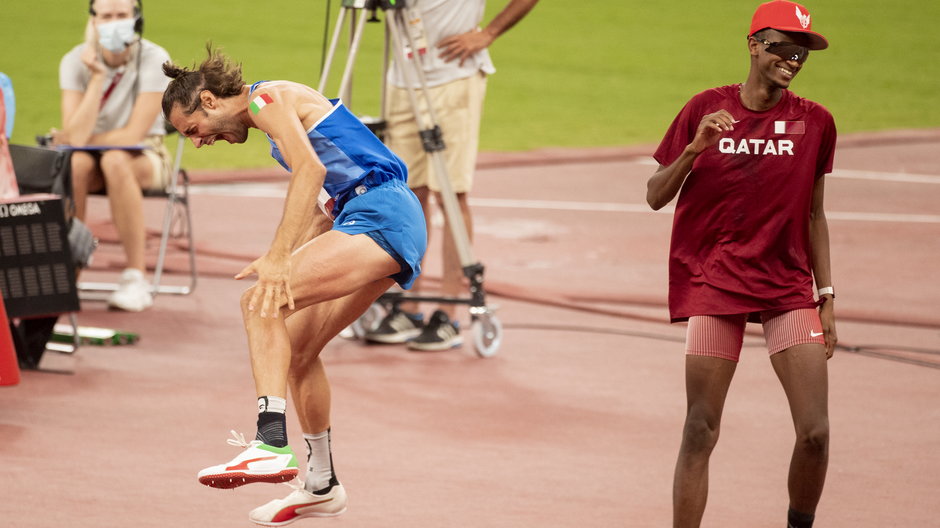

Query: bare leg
[286,280,396,433]
[438,191,472,319]
[99,150,153,272]
[70,151,103,222]
[673,355,737,528]
[770,344,829,516]
[400,185,430,315]
[241,230,400,399]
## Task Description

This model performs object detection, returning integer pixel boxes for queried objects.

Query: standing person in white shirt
[365,0,539,351]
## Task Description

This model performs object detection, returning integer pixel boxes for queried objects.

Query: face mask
[97,18,136,53]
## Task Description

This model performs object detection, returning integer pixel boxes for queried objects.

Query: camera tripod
[318,0,501,357]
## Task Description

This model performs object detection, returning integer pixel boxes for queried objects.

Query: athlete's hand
[438,29,493,66]
[235,252,295,318]
[819,298,837,358]
[688,110,736,154]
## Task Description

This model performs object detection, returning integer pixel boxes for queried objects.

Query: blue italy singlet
[249,81,407,216]
[247,81,425,290]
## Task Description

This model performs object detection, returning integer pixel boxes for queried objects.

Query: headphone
[88,0,144,34]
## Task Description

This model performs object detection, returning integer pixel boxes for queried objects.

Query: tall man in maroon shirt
[646,2,837,527]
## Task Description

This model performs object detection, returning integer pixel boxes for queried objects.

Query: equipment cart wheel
[470,311,502,358]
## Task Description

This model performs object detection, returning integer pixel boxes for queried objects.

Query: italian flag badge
[250,93,274,115]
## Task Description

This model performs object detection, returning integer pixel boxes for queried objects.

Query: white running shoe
[107,268,153,312]
[249,482,348,526]
[198,431,299,489]
[364,308,424,344]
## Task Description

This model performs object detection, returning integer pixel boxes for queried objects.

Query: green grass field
[3,0,939,169]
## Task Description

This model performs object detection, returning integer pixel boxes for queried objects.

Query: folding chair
[77,129,197,297]
[148,130,196,295]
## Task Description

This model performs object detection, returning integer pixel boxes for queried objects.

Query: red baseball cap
[749,0,828,50]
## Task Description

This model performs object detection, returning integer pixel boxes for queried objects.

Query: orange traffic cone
[0,293,20,386]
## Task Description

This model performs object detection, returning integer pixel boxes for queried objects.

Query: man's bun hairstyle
[162,43,245,118]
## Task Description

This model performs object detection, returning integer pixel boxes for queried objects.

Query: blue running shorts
[331,177,427,289]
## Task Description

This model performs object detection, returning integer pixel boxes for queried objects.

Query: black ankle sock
[255,411,288,447]
[787,507,815,528]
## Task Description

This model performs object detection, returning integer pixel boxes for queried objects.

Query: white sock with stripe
[303,429,336,493]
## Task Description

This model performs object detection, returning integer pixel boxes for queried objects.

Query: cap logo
[795,5,811,29]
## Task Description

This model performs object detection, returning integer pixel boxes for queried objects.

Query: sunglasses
[751,37,810,64]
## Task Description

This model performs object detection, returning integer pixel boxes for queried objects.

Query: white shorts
[140,135,172,191]
[385,72,487,194]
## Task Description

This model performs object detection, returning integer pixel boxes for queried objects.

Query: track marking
[634,158,940,184]
[469,198,940,224]
[470,197,674,214]
[826,211,940,224]
[190,184,940,224]
[828,168,940,185]
[191,183,287,197]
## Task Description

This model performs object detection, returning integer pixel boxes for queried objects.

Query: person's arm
[437,0,539,65]
[646,109,736,210]
[58,86,101,146]
[234,87,326,318]
[91,43,170,145]
[88,91,164,145]
[56,19,107,147]
[809,174,837,358]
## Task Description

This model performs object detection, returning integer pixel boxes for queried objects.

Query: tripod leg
[338,9,372,104]
[385,11,477,271]
[317,7,349,93]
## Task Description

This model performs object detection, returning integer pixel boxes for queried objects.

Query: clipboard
[55,145,149,152]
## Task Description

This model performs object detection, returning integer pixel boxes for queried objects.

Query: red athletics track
[1,130,938,527]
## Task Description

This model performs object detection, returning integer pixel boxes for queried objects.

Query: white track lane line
[634,157,940,184]
[190,185,940,223]
[468,198,940,224]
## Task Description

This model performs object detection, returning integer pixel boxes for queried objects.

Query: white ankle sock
[303,430,335,492]
[257,396,286,414]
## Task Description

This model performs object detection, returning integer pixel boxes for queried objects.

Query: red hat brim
[751,25,828,50]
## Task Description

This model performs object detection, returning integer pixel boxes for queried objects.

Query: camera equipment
[318,1,501,357]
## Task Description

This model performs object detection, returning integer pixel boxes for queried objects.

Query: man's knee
[680,413,721,455]
[796,420,829,454]
[239,287,260,319]
[240,286,303,329]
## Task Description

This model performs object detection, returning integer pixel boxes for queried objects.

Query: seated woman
[52,0,172,311]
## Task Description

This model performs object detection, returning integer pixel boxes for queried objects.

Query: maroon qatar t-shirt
[653,85,837,322]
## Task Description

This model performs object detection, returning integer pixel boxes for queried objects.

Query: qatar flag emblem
[774,121,806,134]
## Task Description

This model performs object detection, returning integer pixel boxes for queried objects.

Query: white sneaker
[198,431,299,489]
[106,268,153,312]
[364,308,424,344]
[249,482,348,526]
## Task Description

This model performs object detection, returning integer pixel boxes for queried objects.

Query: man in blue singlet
[161,47,426,525]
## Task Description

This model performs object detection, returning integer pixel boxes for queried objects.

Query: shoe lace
[225,430,259,449]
